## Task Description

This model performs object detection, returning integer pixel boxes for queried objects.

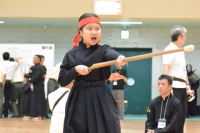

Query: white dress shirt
[163,42,187,88]
[48,87,70,133]
[12,66,23,83]
[2,60,18,80]
[0,63,6,82]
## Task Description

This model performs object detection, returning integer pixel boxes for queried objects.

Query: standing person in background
[2,52,19,117]
[29,55,46,120]
[9,57,24,117]
[21,74,32,120]
[162,25,192,133]
[39,55,48,118]
[59,13,126,133]
[0,63,6,118]
[46,62,62,118]
[40,55,47,81]
[186,64,200,117]
[48,80,73,133]
[108,64,127,119]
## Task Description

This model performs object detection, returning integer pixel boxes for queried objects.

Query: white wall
[0,26,200,100]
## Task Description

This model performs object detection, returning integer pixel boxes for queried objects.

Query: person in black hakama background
[21,74,31,120]
[29,55,46,120]
[40,55,47,81]
[58,13,127,133]
[39,55,49,118]
[186,64,200,117]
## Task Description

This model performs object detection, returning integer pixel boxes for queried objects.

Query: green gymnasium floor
[124,114,200,120]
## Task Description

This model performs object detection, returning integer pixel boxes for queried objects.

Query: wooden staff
[116,100,128,103]
[88,45,194,70]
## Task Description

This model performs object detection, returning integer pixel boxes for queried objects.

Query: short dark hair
[170,25,187,42]
[35,54,41,61]
[40,55,45,59]
[158,74,172,85]
[78,13,100,31]
[24,74,30,79]
[3,52,10,60]
[9,57,14,62]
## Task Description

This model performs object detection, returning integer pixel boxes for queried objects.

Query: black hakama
[29,64,46,117]
[21,82,31,116]
[59,41,121,133]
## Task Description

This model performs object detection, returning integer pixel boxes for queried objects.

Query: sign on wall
[0,44,54,73]
[94,0,122,15]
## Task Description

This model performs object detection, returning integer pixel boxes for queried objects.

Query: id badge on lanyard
[158,95,169,129]
[158,119,166,128]
[113,80,117,85]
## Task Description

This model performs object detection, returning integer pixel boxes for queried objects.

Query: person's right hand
[75,65,90,75]
[30,84,34,91]
[108,73,122,81]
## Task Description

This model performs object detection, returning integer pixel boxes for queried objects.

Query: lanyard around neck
[115,69,121,74]
[160,95,170,119]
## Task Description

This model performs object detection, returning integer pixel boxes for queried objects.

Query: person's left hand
[147,129,154,133]
[116,55,127,66]
[187,89,194,95]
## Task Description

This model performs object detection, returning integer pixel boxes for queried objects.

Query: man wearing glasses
[162,25,192,133]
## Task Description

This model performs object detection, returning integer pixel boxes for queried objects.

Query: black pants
[173,88,187,133]
[3,80,12,117]
[10,82,24,116]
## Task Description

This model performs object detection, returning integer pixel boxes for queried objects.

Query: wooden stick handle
[88,45,194,70]
[116,100,128,103]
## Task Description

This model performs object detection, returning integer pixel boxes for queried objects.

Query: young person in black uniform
[108,64,127,119]
[58,13,127,133]
[145,75,182,133]
[29,55,46,120]
[21,74,31,120]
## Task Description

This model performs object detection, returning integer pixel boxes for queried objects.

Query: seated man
[145,74,182,133]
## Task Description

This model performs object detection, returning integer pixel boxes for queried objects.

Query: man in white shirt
[0,63,6,118]
[2,52,19,117]
[162,25,191,133]
[48,80,73,133]
[46,62,61,117]
[9,58,24,117]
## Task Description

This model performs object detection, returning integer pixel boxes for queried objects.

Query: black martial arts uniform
[145,94,182,133]
[21,81,31,116]
[59,41,121,133]
[29,64,46,117]
[41,65,47,82]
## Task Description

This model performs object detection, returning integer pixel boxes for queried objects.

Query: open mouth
[91,37,97,41]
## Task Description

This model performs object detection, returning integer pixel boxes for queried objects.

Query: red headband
[72,17,101,47]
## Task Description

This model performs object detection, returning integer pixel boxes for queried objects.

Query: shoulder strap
[52,90,69,112]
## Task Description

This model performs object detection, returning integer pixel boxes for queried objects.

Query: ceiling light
[0,21,4,24]
[101,22,142,24]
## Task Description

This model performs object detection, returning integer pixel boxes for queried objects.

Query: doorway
[109,48,152,114]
